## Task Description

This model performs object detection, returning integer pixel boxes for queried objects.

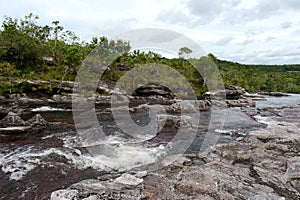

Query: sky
[1,0,300,64]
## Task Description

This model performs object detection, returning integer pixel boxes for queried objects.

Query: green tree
[178,47,192,59]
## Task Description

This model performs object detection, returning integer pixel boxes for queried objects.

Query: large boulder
[205,85,246,100]
[27,114,48,127]
[225,85,246,99]
[0,112,48,135]
[156,114,193,131]
[0,112,28,127]
[133,83,175,99]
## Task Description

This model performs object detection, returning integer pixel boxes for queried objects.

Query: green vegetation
[0,14,299,96]
[216,57,300,93]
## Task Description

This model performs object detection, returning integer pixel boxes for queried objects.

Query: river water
[0,94,299,199]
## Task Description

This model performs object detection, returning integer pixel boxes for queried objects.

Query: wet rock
[0,112,49,135]
[211,99,228,108]
[196,99,211,110]
[27,114,48,127]
[205,85,246,100]
[258,92,289,97]
[133,83,175,98]
[225,85,246,99]
[17,97,46,106]
[156,114,193,131]
[226,98,256,108]
[7,93,26,99]
[0,112,28,127]
[167,100,198,113]
[52,94,71,102]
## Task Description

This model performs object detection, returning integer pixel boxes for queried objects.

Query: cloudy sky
[1,0,300,64]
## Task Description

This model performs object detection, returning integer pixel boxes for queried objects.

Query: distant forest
[0,13,299,95]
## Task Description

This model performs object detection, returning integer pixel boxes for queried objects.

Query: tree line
[0,13,299,95]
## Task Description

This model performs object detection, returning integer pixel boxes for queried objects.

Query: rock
[82,195,98,200]
[226,98,256,108]
[27,114,48,127]
[42,56,55,65]
[140,114,300,199]
[68,178,145,199]
[48,102,300,200]
[205,85,246,100]
[258,92,289,97]
[156,114,193,131]
[8,93,21,99]
[133,171,148,178]
[71,179,106,194]
[52,94,72,104]
[248,193,286,200]
[0,112,48,134]
[114,173,143,186]
[50,189,79,200]
[286,157,300,180]
[196,100,211,110]
[133,83,175,98]
[167,100,198,113]
[17,97,45,106]
[225,85,246,99]
[0,112,28,127]
[211,100,227,108]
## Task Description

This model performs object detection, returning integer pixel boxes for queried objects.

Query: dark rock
[27,114,48,127]
[133,83,175,98]
[205,85,246,100]
[226,98,256,107]
[258,92,290,97]
[0,112,28,127]
[0,112,49,135]
[225,85,246,99]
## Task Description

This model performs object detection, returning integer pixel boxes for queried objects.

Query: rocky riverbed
[0,85,299,200]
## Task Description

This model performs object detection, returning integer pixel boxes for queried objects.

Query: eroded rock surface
[51,115,300,200]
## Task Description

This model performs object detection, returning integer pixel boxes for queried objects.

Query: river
[0,94,299,199]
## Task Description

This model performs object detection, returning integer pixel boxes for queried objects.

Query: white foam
[0,130,168,180]
[253,115,281,127]
[61,133,167,172]
[0,146,82,180]
[0,147,38,180]
[215,129,235,134]
[32,106,70,112]
[80,144,166,171]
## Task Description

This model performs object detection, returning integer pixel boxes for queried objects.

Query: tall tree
[178,47,192,59]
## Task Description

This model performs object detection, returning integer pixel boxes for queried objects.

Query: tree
[178,47,192,59]
[0,14,42,68]
[51,20,63,65]
[64,45,83,74]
